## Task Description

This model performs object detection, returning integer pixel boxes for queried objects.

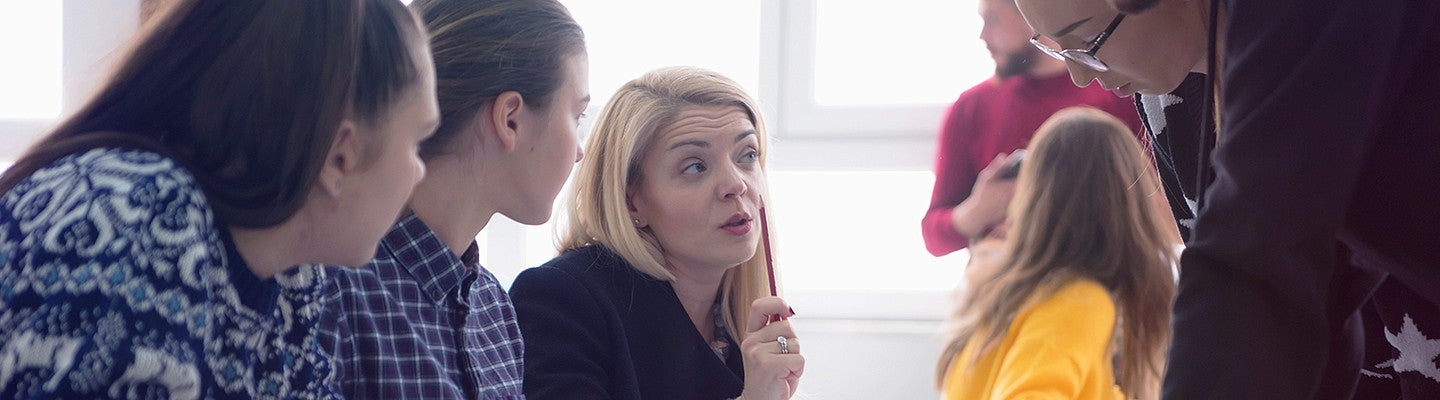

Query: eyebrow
[666,129,758,151]
[735,130,756,142]
[1053,16,1095,38]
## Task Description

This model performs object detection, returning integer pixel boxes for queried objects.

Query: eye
[738,148,759,164]
[681,159,706,175]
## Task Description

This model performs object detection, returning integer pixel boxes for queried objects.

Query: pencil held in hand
[759,203,784,323]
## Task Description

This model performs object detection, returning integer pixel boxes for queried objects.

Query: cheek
[645,187,701,229]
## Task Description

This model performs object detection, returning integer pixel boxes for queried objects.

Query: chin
[506,209,553,226]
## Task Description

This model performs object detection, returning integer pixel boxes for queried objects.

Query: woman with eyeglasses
[1016,0,1440,398]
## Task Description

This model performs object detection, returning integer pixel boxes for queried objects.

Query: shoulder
[10,147,202,201]
[320,260,388,299]
[0,147,218,292]
[954,78,1001,106]
[1023,279,1116,334]
[3,147,212,236]
[511,245,637,318]
[516,245,633,287]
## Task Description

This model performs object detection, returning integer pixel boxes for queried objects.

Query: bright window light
[767,171,967,292]
[561,0,760,110]
[0,1,63,119]
[813,0,992,107]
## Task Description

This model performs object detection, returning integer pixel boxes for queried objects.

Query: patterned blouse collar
[217,224,281,314]
[379,212,478,304]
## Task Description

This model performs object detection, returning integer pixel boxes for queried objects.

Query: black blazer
[510,245,744,399]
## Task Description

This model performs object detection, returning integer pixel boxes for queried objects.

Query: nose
[1066,61,1100,88]
[719,166,749,201]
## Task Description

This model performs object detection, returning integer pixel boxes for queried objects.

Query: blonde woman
[937,107,1176,400]
[511,67,803,400]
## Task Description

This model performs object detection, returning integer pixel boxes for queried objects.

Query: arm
[1164,0,1413,397]
[509,266,614,399]
[0,154,213,399]
[921,99,981,256]
[991,282,1118,400]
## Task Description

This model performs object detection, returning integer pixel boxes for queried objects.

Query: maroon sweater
[921,72,1142,256]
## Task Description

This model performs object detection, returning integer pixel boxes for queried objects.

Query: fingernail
[788,306,797,316]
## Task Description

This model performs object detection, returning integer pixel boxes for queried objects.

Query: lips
[719,212,753,236]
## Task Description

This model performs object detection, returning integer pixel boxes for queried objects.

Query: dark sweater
[1164,0,1440,398]
[510,245,744,400]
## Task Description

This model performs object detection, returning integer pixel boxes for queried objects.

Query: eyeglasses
[1030,14,1126,72]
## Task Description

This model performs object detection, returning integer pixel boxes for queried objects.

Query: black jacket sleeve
[1164,0,1433,398]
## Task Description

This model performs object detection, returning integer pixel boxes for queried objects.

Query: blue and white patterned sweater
[0,148,337,399]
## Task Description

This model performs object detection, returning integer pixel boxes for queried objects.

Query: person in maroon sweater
[1018,0,1440,398]
[921,0,1143,257]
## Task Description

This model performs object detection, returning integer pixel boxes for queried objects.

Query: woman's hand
[736,296,803,400]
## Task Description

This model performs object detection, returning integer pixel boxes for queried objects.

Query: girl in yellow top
[937,107,1177,400]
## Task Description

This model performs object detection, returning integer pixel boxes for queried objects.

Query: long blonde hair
[936,107,1176,398]
[558,66,773,342]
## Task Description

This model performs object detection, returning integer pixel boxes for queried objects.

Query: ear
[317,119,364,198]
[625,184,647,226]
[488,91,526,152]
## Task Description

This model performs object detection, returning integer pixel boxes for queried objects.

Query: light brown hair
[937,107,1176,399]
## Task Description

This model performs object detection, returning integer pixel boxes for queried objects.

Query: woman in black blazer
[511,66,804,400]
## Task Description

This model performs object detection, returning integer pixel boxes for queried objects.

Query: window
[0,0,140,161]
[563,0,761,122]
[773,0,988,137]
[0,2,63,120]
[813,0,990,106]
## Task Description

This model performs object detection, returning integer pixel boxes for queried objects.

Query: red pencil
[760,205,777,297]
[759,201,783,323]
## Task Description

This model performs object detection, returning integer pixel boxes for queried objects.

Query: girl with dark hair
[0,0,437,397]
[316,0,587,398]
[937,108,1176,400]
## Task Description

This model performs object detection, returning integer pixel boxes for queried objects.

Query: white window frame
[0,0,140,161]
[759,0,948,171]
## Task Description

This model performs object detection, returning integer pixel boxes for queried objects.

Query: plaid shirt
[318,213,525,399]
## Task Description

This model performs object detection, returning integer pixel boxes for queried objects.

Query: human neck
[669,259,728,343]
[408,154,497,258]
[228,223,305,280]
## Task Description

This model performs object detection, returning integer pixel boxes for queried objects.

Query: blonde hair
[559,66,773,342]
[936,107,1176,399]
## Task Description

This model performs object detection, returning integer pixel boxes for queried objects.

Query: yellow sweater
[940,279,1125,400]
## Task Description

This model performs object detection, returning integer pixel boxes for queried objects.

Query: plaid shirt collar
[379,212,480,305]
